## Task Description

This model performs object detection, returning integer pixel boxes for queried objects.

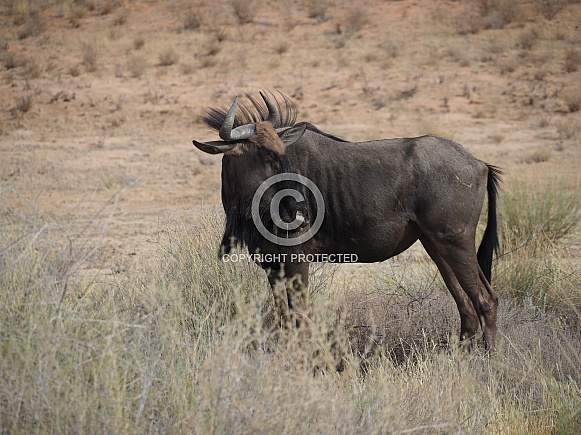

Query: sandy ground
[1,0,580,274]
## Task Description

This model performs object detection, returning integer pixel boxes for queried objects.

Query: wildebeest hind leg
[430,239,498,351]
[420,236,480,344]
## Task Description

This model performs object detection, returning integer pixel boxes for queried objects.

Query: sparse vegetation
[82,41,99,72]
[230,0,254,25]
[16,11,45,39]
[158,47,179,66]
[127,54,147,77]
[183,8,202,31]
[563,87,581,113]
[496,179,581,314]
[342,8,368,37]
[499,178,581,253]
[133,35,145,50]
[1,1,581,432]
[13,93,33,113]
[306,0,329,22]
[0,202,580,433]
[273,40,289,55]
[2,51,27,69]
[535,0,569,20]
[519,27,539,51]
[565,48,581,73]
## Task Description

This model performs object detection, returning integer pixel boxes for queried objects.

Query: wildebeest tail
[476,165,502,284]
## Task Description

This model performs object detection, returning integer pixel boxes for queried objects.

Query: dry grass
[1,184,580,433]
[563,87,581,113]
[1,1,581,431]
[126,54,147,77]
[158,47,179,66]
[183,8,202,31]
[564,48,581,73]
[82,41,99,72]
[13,93,33,114]
[342,8,368,37]
[16,11,45,39]
[306,0,329,22]
[230,0,254,24]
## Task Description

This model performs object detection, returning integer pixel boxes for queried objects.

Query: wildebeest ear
[278,123,307,147]
[192,140,237,155]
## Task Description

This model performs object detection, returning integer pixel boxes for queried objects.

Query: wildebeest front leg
[284,262,309,326]
[265,262,309,328]
[265,265,291,327]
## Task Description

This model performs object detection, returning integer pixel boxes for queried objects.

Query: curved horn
[219,96,257,141]
[219,96,238,140]
[260,91,278,125]
[193,140,236,155]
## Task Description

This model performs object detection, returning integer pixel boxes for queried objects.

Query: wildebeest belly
[314,220,422,263]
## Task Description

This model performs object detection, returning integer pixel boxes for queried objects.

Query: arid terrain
[1,0,581,433]
[2,0,580,266]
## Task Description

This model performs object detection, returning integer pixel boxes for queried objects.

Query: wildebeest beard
[219,156,310,258]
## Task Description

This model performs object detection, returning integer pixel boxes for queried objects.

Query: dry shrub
[133,36,145,50]
[565,48,581,73]
[69,63,81,77]
[519,27,539,51]
[306,0,328,22]
[126,54,147,77]
[82,41,99,72]
[2,52,28,69]
[460,0,522,33]
[535,0,569,20]
[273,40,289,55]
[230,0,254,24]
[13,93,33,114]
[183,8,202,30]
[22,58,43,79]
[479,0,516,29]
[342,8,368,37]
[113,9,129,26]
[98,0,122,15]
[524,147,551,164]
[555,117,580,139]
[563,87,581,113]
[16,11,45,39]
[68,4,87,26]
[344,262,458,364]
[158,48,179,66]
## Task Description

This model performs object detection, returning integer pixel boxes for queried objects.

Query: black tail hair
[476,165,502,284]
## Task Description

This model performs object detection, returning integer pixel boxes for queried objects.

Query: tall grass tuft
[152,209,271,347]
[495,178,581,312]
[499,178,581,253]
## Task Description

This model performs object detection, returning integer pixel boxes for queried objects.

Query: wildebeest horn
[219,96,256,141]
[192,140,236,155]
[260,91,278,125]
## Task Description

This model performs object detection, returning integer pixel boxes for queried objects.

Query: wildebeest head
[193,92,309,256]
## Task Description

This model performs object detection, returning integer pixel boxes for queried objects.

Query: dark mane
[202,91,298,131]
[201,91,349,143]
[303,122,349,143]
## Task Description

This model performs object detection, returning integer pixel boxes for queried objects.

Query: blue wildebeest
[193,92,501,350]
